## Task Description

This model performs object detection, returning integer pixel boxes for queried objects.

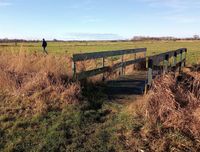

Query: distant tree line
[0,38,67,43]
[0,38,38,43]
[0,38,126,43]
[131,35,200,41]
[1,35,200,43]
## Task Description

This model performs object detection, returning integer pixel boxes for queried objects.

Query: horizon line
[0,35,199,41]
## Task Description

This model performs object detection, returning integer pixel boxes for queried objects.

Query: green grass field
[1,40,200,64]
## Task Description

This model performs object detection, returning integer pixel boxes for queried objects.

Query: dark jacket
[42,40,47,48]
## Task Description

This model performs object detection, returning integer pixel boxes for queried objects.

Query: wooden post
[147,58,153,86]
[174,52,177,67]
[72,60,76,81]
[178,50,183,73]
[163,54,169,74]
[123,55,126,75]
[162,57,165,73]
[134,53,136,69]
[121,55,124,76]
[172,52,177,77]
[144,51,147,69]
[180,50,183,65]
[179,50,183,73]
[184,49,187,67]
[102,57,105,81]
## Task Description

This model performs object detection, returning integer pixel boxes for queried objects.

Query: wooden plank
[73,48,146,61]
[112,58,146,71]
[147,58,153,86]
[124,58,146,67]
[180,50,183,69]
[171,58,186,68]
[152,55,163,65]
[163,54,169,74]
[72,61,76,80]
[149,48,187,60]
[77,67,109,80]
[184,50,187,66]
[173,52,177,67]
[77,57,146,80]
[121,55,124,76]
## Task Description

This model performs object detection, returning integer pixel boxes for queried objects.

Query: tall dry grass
[145,73,200,132]
[130,67,200,151]
[0,49,81,116]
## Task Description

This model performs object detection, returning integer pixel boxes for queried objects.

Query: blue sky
[1,0,200,40]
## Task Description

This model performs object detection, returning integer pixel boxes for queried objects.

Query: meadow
[1,40,200,64]
[0,40,200,151]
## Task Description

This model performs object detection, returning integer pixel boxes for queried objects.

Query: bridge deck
[105,71,148,95]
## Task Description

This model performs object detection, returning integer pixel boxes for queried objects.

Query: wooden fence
[147,48,187,86]
[72,48,147,80]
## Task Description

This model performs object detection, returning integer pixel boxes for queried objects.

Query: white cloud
[63,33,124,40]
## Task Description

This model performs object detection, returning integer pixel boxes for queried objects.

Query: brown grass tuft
[130,69,200,151]
[145,72,200,135]
[0,51,81,116]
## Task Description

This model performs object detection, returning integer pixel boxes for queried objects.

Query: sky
[1,0,200,40]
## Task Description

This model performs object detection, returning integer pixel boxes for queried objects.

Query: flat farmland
[0,40,200,64]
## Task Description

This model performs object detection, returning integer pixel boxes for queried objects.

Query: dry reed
[0,49,81,116]
[127,67,200,151]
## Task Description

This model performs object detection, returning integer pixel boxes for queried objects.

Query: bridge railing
[147,48,187,86]
[72,48,147,80]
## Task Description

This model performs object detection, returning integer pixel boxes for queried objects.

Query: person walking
[42,38,48,54]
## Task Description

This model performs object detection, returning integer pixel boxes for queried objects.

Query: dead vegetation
[127,66,200,151]
[0,51,82,116]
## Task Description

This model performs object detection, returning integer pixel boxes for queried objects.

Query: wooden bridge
[72,48,187,95]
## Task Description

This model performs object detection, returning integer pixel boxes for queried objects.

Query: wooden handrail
[72,47,187,84]
[72,48,147,80]
[73,48,146,62]
[147,48,187,87]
